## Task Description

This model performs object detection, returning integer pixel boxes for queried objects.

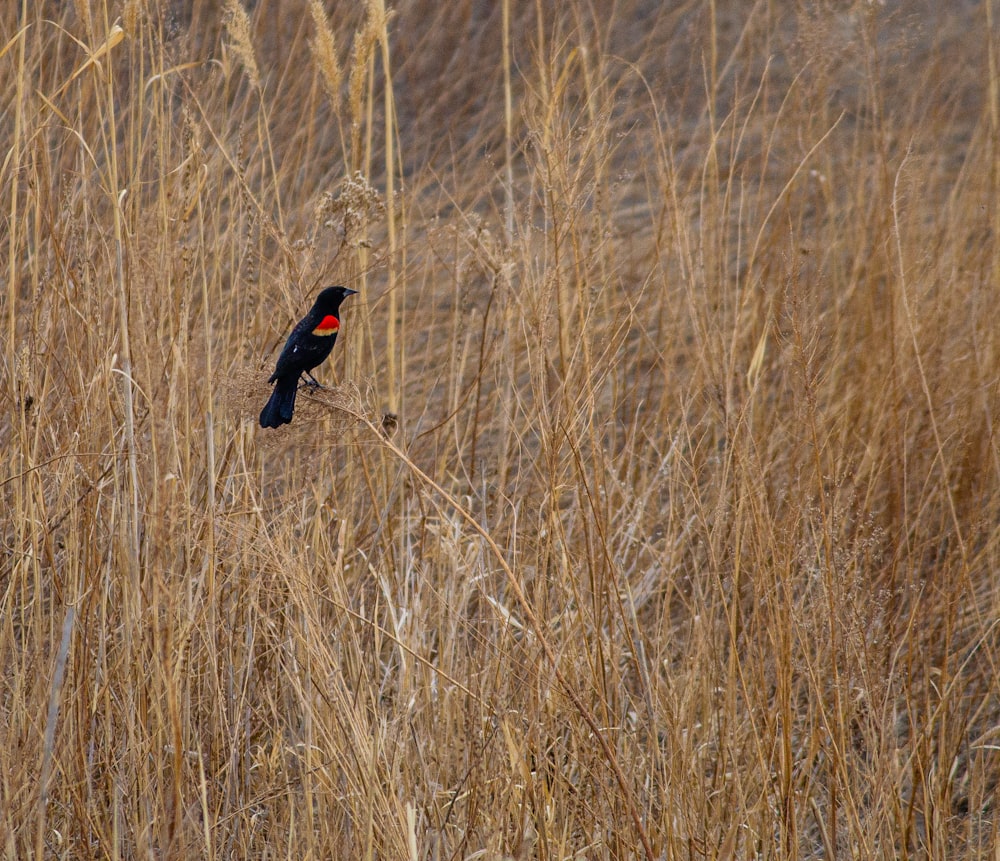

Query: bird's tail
[259,375,298,428]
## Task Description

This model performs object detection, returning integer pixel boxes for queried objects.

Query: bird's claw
[301,372,324,389]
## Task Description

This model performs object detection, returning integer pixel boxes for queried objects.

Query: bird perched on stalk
[259,286,358,428]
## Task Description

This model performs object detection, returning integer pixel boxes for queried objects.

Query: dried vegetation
[2,1,999,858]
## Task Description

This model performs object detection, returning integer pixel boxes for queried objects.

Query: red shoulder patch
[312,315,340,335]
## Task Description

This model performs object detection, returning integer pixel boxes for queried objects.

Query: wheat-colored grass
[2,2,999,858]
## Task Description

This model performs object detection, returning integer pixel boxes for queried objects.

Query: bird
[259,286,358,428]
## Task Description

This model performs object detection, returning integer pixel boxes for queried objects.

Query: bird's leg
[300,371,324,389]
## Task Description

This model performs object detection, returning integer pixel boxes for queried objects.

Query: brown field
[3,1,1000,857]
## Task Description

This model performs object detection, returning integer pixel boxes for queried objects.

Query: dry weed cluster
[2,1,1000,858]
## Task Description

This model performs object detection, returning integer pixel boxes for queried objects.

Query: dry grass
[2,1,1000,858]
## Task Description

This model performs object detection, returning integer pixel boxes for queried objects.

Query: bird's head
[313,286,358,315]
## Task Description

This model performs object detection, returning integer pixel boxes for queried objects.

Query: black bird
[259,286,358,428]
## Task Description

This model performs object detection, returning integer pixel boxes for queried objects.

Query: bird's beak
[345,289,359,296]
